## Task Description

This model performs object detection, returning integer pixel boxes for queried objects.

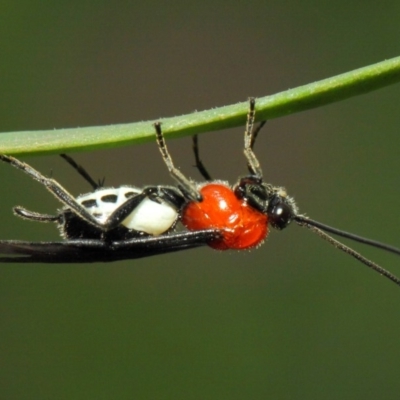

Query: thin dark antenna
[295,215,400,256]
[295,216,400,286]
[60,154,102,190]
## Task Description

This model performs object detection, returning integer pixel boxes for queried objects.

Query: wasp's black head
[234,175,298,230]
[266,192,296,230]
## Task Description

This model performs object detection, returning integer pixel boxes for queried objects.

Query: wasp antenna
[295,215,400,256]
[60,154,100,190]
[295,217,400,287]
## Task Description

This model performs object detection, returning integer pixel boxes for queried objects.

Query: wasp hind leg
[13,206,61,223]
[0,154,108,229]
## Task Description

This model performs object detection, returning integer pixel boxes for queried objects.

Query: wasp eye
[267,197,294,230]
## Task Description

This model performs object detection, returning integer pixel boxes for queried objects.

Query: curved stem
[1,56,400,156]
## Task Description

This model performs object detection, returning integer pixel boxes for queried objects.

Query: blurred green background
[1,2,400,399]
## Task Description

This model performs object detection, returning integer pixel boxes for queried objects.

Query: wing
[0,229,221,263]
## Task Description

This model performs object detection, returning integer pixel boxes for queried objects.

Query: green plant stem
[1,56,400,156]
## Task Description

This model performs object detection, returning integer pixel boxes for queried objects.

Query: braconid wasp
[0,98,400,288]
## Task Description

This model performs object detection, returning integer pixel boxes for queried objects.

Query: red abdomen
[182,183,268,250]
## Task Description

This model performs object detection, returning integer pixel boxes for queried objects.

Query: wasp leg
[249,120,267,150]
[0,154,110,229]
[99,186,184,231]
[243,98,263,178]
[100,188,157,230]
[153,122,202,202]
[192,135,212,181]
[60,154,101,190]
[13,206,60,222]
